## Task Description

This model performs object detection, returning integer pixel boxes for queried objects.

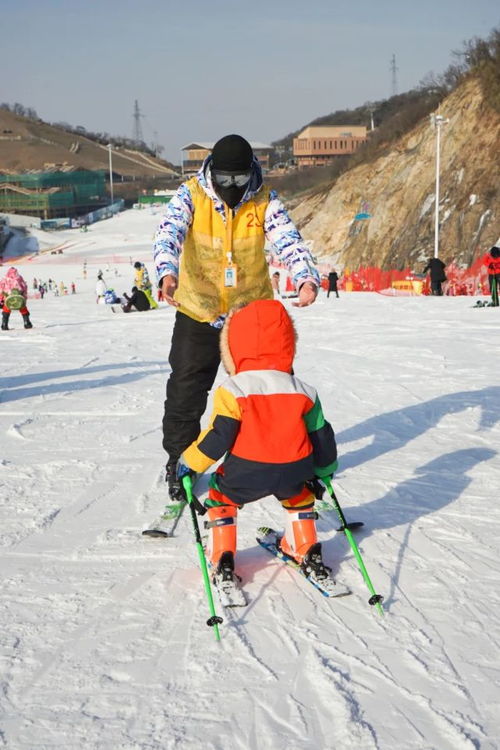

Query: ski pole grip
[182,476,207,515]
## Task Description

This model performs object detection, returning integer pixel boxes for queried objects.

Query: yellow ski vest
[174,178,273,323]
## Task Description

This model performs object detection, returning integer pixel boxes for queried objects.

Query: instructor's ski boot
[165,459,185,503]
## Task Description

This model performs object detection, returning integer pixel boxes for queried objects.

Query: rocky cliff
[292,78,500,269]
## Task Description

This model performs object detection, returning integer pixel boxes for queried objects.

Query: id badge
[224,266,237,288]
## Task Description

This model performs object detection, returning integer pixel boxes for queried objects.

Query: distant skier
[133,261,158,309]
[95,271,107,303]
[423,257,447,296]
[0,267,33,330]
[176,299,340,595]
[483,246,500,307]
[327,270,339,298]
[271,271,281,298]
[122,286,151,312]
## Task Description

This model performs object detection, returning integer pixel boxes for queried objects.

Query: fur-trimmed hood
[220,300,296,375]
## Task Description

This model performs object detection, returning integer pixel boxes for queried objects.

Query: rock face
[292,78,500,270]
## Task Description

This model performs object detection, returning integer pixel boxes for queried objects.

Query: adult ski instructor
[153,134,320,503]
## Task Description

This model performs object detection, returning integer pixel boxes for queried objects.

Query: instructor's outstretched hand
[161,274,180,307]
[293,281,318,307]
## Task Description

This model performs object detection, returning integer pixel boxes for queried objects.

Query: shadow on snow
[0,361,168,403]
[337,386,500,472]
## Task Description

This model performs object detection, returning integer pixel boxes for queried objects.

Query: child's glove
[306,477,326,500]
[176,457,196,482]
[176,458,206,515]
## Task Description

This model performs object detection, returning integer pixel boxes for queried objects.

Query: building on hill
[0,169,108,219]
[181,141,273,176]
[293,126,367,168]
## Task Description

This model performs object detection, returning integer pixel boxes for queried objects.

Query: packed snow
[1,208,499,750]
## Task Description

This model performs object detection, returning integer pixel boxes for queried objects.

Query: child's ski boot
[211,551,247,607]
[301,542,335,588]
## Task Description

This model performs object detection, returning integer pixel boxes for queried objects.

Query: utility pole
[132,100,144,144]
[430,113,449,259]
[108,143,114,205]
[368,106,375,131]
[390,54,398,97]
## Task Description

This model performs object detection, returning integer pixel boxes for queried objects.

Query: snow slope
[1,209,499,750]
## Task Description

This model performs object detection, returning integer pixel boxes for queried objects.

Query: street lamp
[430,114,449,259]
[108,143,114,205]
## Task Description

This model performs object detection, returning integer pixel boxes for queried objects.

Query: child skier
[0,267,33,330]
[177,299,341,601]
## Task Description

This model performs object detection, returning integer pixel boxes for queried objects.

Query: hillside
[291,77,500,269]
[0,108,177,179]
[272,88,442,154]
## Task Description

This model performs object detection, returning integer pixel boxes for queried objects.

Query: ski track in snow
[1,210,499,749]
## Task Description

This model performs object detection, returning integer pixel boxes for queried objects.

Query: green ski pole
[324,479,384,616]
[182,475,223,641]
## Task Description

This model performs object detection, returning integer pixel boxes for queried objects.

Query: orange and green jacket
[183,300,337,503]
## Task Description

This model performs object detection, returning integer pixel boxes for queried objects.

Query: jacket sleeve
[153,182,194,285]
[182,386,242,473]
[303,395,338,477]
[264,190,320,291]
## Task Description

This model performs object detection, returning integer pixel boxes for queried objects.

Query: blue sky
[2,0,498,162]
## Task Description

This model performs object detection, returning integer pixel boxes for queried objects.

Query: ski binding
[256,527,351,599]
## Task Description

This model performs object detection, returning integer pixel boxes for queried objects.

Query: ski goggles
[211,169,251,188]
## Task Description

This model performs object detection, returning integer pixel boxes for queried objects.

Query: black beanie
[211,134,253,171]
[490,246,500,258]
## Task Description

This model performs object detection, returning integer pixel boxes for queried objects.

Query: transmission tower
[390,54,398,97]
[132,99,144,144]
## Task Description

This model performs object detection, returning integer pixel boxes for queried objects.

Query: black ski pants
[430,280,443,296]
[162,311,221,461]
[488,274,499,306]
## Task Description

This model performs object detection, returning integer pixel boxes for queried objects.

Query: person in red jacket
[177,299,339,591]
[0,267,33,330]
[483,246,500,306]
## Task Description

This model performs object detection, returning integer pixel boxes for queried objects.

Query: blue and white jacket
[153,156,320,326]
